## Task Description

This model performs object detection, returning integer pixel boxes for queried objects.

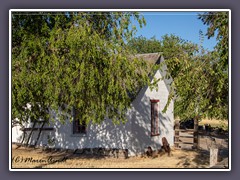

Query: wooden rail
[174,119,199,149]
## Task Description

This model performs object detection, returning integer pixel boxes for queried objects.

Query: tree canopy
[12,12,152,125]
[128,35,162,54]
[12,11,229,127]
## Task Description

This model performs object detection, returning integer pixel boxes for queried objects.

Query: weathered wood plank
[175,129,195,132]
[174,127,198,149]
[179,137,194,142]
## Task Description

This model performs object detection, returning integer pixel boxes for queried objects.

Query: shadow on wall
[130,79,174,155]
[13,102,173,157]
[13,70,174,156]
[21,111,133,154]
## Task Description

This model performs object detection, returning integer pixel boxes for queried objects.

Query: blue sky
[133,11,217,51]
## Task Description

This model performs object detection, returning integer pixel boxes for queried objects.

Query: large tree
[12,11,152,126]
[167,12,229,119]
[197,11,229,119]
[165,50,228,120]
[161,31,228,120]
[127,31,228,120]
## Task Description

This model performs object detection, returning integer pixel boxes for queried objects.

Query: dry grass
[199,119,228,130]
[11,144,210,169]
[199,118,228,126]
[175,118,228,131]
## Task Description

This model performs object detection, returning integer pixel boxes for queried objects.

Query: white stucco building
[12,53,174,156]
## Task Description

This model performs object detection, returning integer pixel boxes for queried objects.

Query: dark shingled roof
[134,52,172,93]
[135,52,163,65]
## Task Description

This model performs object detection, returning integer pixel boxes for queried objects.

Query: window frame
[72,108,87,134]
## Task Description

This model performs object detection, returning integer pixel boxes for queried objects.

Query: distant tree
[128,35,161,54]
[160,34,199,79]
[128,34,199,79]
[12,12,153,126]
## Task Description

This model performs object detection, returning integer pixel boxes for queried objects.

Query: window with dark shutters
[150,99,160,136]
[73,108,87,134]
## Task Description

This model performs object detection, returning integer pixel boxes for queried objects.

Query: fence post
[174,120,180,148]
[210,148,218,167]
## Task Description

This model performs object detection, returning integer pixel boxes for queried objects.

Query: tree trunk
[193,117,199,149]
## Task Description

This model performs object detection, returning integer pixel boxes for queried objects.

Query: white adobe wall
[12,125,23,143]
[11,70,174,156]
[11,120,54,146]
[12,114,133,153]
[45,115,132,151]
[129,69,174,155]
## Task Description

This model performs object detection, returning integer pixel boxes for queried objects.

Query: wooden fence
[174,120,199,149]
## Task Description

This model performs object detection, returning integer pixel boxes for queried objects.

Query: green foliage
[162,32,228,119]
[198,11,229,69]
[12,11,229,126]
[128,35,161,54]
[197,11,229,120]
[167,50,228,120]
[12,12,149,125]
[127,31,228,120]
[161,33,228,120]
[160,34,199,79]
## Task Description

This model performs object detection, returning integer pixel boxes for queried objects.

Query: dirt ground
[12,144,213,169]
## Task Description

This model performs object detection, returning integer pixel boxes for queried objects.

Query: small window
[73,108,86,134]
[150,99,160,136]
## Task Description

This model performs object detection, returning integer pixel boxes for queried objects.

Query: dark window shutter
[73,107,87,134]
[150,99,160,136]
